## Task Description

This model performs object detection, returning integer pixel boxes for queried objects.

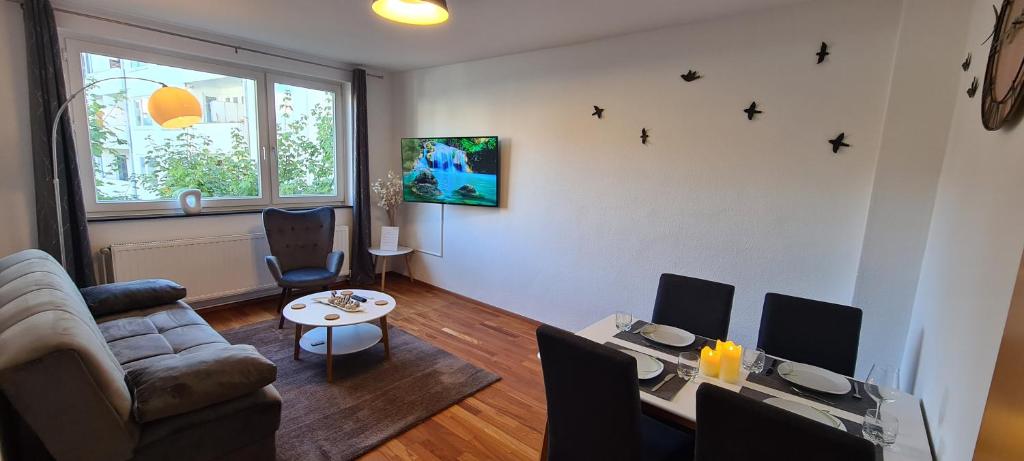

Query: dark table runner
[613,320,713,357]
[604,342,689,401]
[745,357,877,417]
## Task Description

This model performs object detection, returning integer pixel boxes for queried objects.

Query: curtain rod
[5,0,384,79]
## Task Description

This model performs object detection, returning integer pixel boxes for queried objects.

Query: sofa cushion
[98,303,228,370]
[81,279,187,317]
[127,344,277,423]
[97,303,276,423]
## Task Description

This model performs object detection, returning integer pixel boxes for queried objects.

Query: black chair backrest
[536,324,643,461]
[756,292,862,376]
[652,273,735,340]
[262,207,335,272]
[695,383,877,461]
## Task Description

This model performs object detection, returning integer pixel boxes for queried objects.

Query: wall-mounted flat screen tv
[401,137,500,207]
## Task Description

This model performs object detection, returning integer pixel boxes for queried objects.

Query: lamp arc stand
[50,77,168,268]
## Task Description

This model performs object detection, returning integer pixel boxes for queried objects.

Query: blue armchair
[262,207,345,328]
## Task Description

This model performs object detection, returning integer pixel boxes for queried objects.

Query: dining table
[576,314,936,461]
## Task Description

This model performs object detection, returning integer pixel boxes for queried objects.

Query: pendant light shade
[148,86,202,129]
[371,0,449,25]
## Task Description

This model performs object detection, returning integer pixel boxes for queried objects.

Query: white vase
[178,189,203,215]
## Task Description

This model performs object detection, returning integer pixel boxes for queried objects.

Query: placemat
[604,342,689,401]
[612,320,711,357]
[746,357,877,416]
[738,387,868,437]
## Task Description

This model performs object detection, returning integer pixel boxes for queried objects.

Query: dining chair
[652,273,735,340]
[536,324,694,461]
[756,292,863,376]
[263,207,345,329]
[694,383,877,461]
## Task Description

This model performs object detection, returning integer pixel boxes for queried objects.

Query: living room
[1,0,1022,460]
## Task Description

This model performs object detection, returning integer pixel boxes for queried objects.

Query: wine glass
[614,311,633,333]
[863,408,899,447]
[865,364,900,412]
[677,351,699,382]
[742,347,766,373]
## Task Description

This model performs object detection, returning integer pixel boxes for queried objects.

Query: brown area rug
[221,320,500,460]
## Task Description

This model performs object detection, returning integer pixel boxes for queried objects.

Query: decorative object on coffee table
[177,189,203,215]
[285,289,396,382]
[369,246,415,290]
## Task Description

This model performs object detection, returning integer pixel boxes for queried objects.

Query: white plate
[764,398,847,431]
[620,349,665,380]
[639,324,696,347]
[777,361,852,395]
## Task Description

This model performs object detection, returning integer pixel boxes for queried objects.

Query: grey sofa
[0,250,281,461]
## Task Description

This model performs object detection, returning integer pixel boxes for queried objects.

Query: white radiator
[101,226,349,304]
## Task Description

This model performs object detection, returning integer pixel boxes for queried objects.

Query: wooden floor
[199,275,547,461]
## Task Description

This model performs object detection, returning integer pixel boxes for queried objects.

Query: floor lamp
[50,77,202,267]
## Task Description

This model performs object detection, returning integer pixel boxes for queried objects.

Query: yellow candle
[719,341,743,384]
[700,346,720,378]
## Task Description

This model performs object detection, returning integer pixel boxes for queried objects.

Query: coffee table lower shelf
[299,324,383,355]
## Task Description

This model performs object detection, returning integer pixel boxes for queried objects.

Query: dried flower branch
[371,170,403,225]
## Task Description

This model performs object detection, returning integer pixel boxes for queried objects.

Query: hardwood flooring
[199,275,546,461]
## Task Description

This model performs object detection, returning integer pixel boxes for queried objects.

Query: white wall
[391,0,903,358]
[903,1,1024,459]
[0,2,37,257]
[851,0,971,376]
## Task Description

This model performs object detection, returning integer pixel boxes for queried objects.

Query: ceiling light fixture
[371,0,449,26]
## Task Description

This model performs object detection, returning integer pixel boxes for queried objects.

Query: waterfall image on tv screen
[401,137,499,207]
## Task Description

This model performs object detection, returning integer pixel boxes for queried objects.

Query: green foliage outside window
[85,88,336,201]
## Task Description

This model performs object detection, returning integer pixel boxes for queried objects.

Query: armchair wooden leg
[277,287,291,329]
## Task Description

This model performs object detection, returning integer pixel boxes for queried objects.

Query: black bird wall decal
[962,53,972,71]
[816,42,830,64]
[681,70,702,82]
[592,105,605,119]
[641,128,650,145]
[967,77,979,98]
[743,102,763,120]
[828,133,851,153]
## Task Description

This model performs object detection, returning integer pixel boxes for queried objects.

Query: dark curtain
[23,0,96,287]
[349,68,375,285]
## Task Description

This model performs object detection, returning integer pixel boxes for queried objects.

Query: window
[66,40,347,215]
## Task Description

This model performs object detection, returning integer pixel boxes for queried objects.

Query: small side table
[369,246,415,290]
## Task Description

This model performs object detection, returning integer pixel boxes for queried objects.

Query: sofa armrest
[80,279,186,317]
[326,251,345,276]
[127,344,277,423]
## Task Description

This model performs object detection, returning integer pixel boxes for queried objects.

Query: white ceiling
[57,0,811,71]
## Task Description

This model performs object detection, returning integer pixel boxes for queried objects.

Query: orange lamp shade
[148,86,202,129]
[371,0,449,25]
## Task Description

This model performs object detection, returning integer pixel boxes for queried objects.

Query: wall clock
[982,0,1024,130]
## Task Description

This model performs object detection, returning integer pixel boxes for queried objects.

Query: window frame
[63,39,348,218]
[266,74,349,205]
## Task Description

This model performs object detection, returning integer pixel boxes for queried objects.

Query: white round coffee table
[283,289,395,382]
